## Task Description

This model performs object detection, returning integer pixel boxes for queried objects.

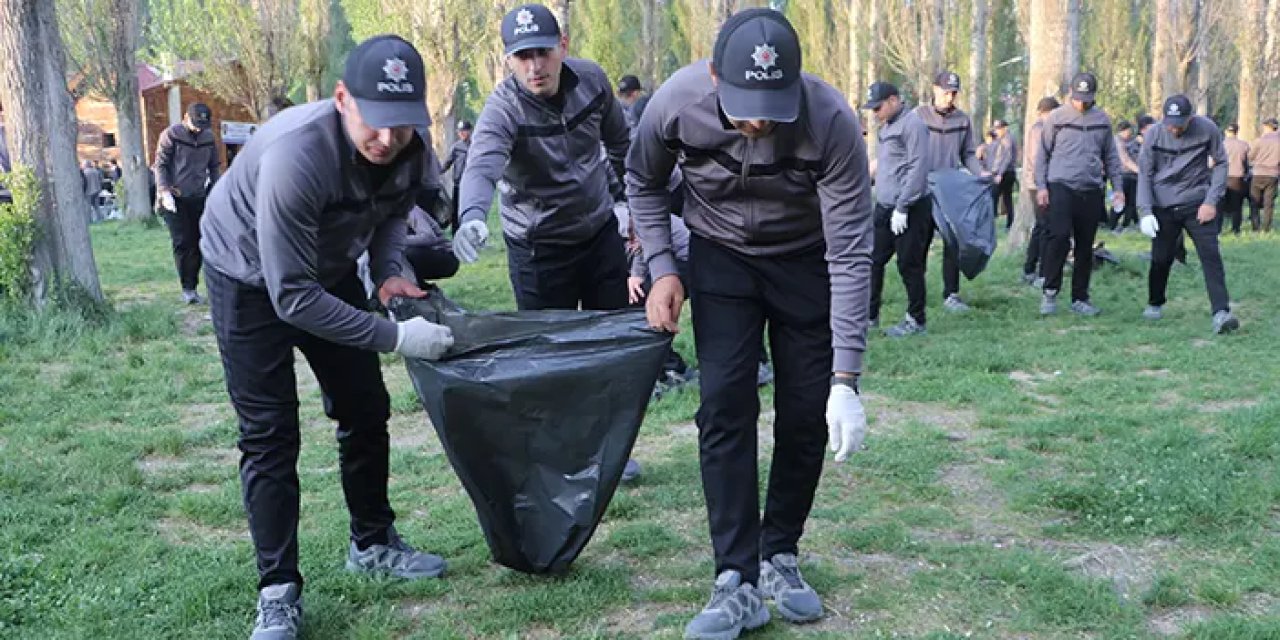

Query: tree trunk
[969,0,990,128]
[865,0,881,159]
[111,0,151,221]
[1238,0,1264,139]
[1008,0,1076,253]
[1150,0,1174,112]
[554,0,571,39]
[847,0,862,105]
[1265,0,1280,117]
[641,0,657,89]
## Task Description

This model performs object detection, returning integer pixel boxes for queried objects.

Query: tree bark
[1237,0,1265,139]
[865,0,881,159]
[1150,0,1175,112]
[969,0,990,128]
[1264,0,1280,118]
[112,0,151,221]
[847,0,862,105]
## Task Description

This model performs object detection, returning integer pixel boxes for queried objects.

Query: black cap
[712,8,803,123]
[861,82,899,110]
[1226,123,1239,134]
[1137,115,1156,130]
[1036,97,1060,113]
[1071,72,1098,102]
[342,35,430,129]
[1265,118,1279,129]
[501,4,562,56]
[457,120,473,131]
[1117,120,1133,132]
[992,119,1008,129]
[617,74,642,94]
[934,71,961,92]
[187,102,212,128]
[1162,95,1193,127]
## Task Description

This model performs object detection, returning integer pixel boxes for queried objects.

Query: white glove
[452,219,489,264]
[826,384,867,462]
[612,201,630,237]
[395,317,454,360]
[890,210,909,236]
[159,191,176,212]
[1139,214,1160,239]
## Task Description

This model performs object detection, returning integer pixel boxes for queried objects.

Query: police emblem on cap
[378,57,414,93]
[514,8,539,35]
[1078,80,1090,91]
[949,74,958,85]
[1168,103,1181,115]
[752,44,778,70]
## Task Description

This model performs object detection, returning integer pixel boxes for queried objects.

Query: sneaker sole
[1216,318,1240,334]
[770,597,823,624]
[683,606,771,640]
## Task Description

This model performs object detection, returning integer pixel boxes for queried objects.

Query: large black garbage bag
[390,294,673,574]
[929,169,997,279]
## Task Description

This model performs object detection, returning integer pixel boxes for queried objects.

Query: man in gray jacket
[989,120,1018,229]
[439,120,471,231]
[454,3,631,314]
[863,81,931,337]
[1137,95,1239,334]
[200,36,456,640]
[1247,118,1280,232]
[1022,97,1059,285]
[154,102,222,303]
[1034,72,1125,316]
[629,10,872,639]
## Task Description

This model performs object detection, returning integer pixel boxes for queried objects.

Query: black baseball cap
[1071,72,1098,102]
[617,74,642,94]
[187,103,212,127]
[992,119,1008,129]
[934,71,961,92]
[1265,118,1279,129]
[1137,115,1156,130]
[1117,120,1134,132]
[1162,95,1193,127]
[1226,123,1239,134]
[1036,97,1060,113]
[457,120,473,131]
[861,82,899,110]
[342,35,430,129]
[712,8,803,123]
[501,4,562,56]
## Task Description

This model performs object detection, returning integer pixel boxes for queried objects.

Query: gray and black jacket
[1137,115,1228,212]
[1035,104,1124,192]
[153,123,221,198]
[459,58,630,246]
[989,134,1018,176]
[200,99,434,353]
[914,105,985,175]
[440,138,469,184]
[875,104,930,210]
[626,62,874,373]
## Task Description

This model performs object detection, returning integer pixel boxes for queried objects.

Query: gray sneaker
[1021,272,1036,285]
[1143,305,1163,320]
[621,458,642,483]
[1040,290,1058,315]
[759,553,823,623]
[684,570,771,640]
[345,528,446,579]
[1213,310,1240,334]
[1032,276,1046,290]
[943,294,971,313]
[250,583,302,640]
[884,314,926,338]
[182,289,202,305]
[1071,300,1102,316]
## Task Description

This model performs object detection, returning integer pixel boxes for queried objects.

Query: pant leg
[174,196,205,290]
[580,223,629,312]
[930,197,960,298]
[504,234,583,311]
[207,267,307,590]
[1263,178,1278,232]
[758,246,832,561]
[1179,206,1233,314]
[1000,173,1017,229]
[1023,190,1046,275]
[1249,179,1264,231]
[1147,206,1183,308]
[688,234,767,585]
[1122,175,1139,227]
[1070,188,1103,303]
[1039,183,1075,294]
[404,243,460,282]
[1223,178,1246,234]
[868,205,896,324]
[294,271,397,550]
[897,199,933,325]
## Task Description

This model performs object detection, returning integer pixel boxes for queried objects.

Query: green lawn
[3,218,1280,639]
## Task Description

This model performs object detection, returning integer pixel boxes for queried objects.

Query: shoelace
[772,561,806,591]
[258,600,299,629]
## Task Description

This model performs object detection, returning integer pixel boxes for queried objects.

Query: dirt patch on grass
[155,515,249,546]
[1058,539,1178,602]
[1147,605,1215,636]
[1009,371,1063,407]
[178,402,230,432]
[1199,399,1262,413]
[184,483,220,494]
[39,362,72,387]
[862,394,978,438]
[135,445,238,477]
[388,412,442,452]
[1138,369,1173,378]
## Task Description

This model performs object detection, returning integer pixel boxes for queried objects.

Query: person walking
[1247,118,1280,232]
[154,102,222,304]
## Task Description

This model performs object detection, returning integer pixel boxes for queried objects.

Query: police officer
[915,71,987,313]
[1034,72,1125,317]
[1247,118,1280,232]
[1221,123,1251,235]
[199,36,455,640]
[628,10,872,639]
[439,119,472,231]
[154,102,222,304]
[863,81,931,337]
[1110,120,1141,231]
[1021,97,1059,286]
[989,119,1019,229]
[617,74,651,133]
[1137,95,1238,334]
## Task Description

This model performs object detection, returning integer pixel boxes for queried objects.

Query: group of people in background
[79,157,123,223]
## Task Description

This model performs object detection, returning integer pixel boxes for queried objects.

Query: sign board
[221,121,258,145]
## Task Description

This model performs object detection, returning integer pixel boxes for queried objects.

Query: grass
[2,216,1280,638]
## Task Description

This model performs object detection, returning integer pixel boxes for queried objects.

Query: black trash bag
[389,293,672,574]
[928,169,997,279]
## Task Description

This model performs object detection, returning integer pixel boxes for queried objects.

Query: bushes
[0,166,39,301]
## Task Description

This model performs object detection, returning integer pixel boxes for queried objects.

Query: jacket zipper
[741,138,754,236]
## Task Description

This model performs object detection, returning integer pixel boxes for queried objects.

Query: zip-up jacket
[875,104,930,210]
[629,213,690,279]
[200,99,432,353]
[989,133,1018,175]
[626,62,874,373]
[440,138,469,183]
[459,58,630,246]
[1035,104,1124,192]
[1022,120,1044,186]
[1115,134,1140,175]
[1247,131,1280,177]
[153,123,221,197]
[1224,137,1250,178]
[914,105,985,175]
[1137,115,1228,212]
